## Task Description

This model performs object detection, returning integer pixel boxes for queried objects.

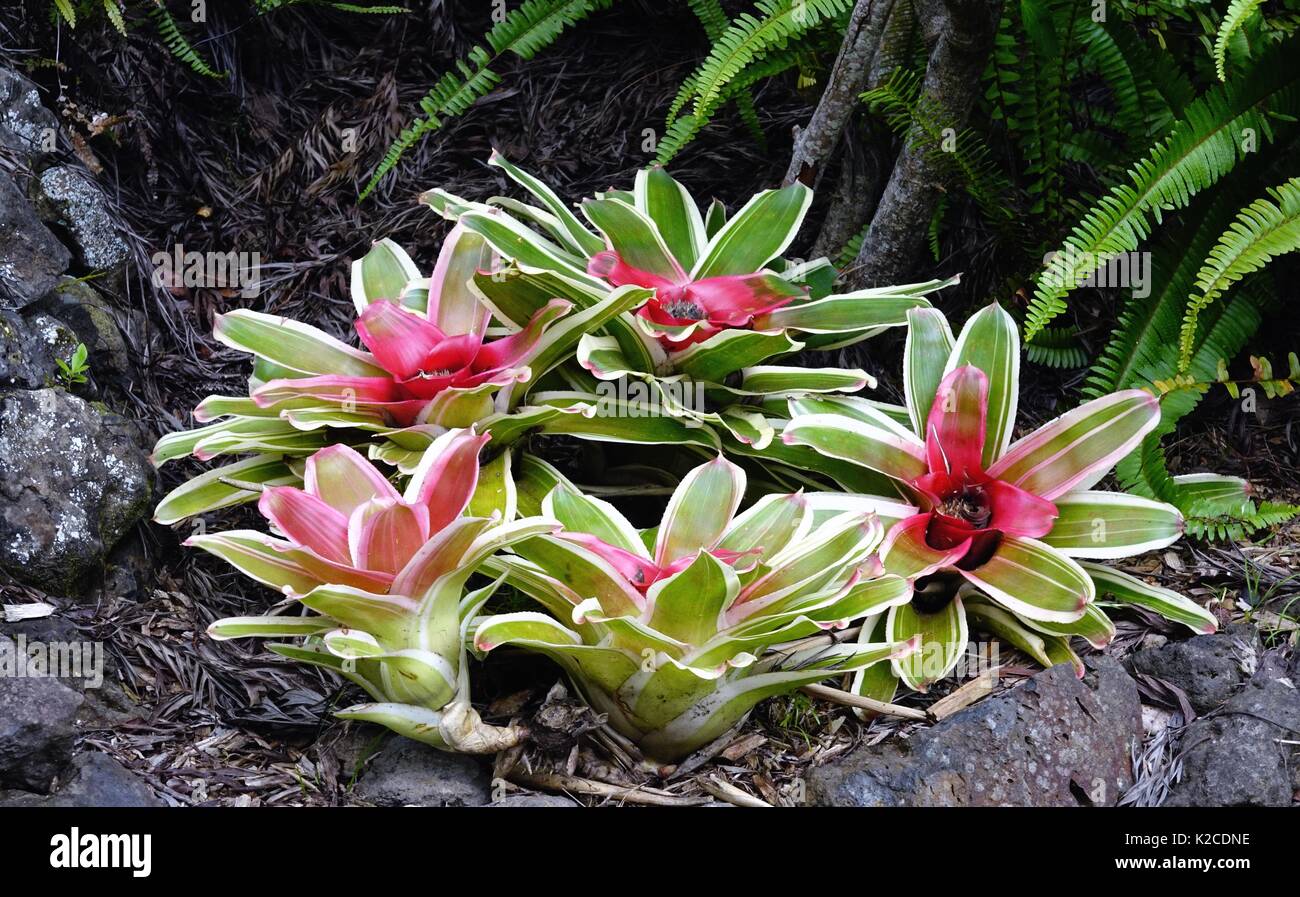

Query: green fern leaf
[1179,177,1300,370]
[1023,38,1300,342]
[149,4,225,79]
[52,0,76,27]
[1025,326,1088,368]
[1214,0,1267,81]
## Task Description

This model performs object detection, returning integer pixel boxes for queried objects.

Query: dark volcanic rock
[0,306,80,389]
[33,277,139,388]
[0,69,57,165]
[0,635,84,792]
[352,737,492,807]
[1126,623,1260,715]
[806,657,1142,806]
[0,173,70,309]
[0,751,162,807]
[0,388,152,594]
[1164,652,1300,807]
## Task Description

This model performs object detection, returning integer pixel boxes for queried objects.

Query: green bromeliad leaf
[655,456,746,565]
[959,537,1092,623]
[582,197,684,280]
[214,309,386,378]
[1084,563,1218,634]
[903,306,955,437]
[887,595,968,692]
[351,238,422,314]
[988,390,1161,500]
[781,412,928,482]
[691,183,812,279]
[635,166,707,269]
[1041,491,1184,559]
[963,600,1054,668]
[153,455,302,524]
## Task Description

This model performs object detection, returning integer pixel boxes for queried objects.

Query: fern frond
[686,0,852,117]
[687,0,765,147]
[149,4,225,79]
[1186,500,1300,541]
[1086,186,1248,399]
[104,0,126,34]
[52,0,76,27]
[1214,0,1267,81]
[1023,38,1300,341]
[362,0,611,199]
[863,68,1015,221]
[836,220,869,270]
[656,47,801,164]
[1025,326,1088,368]
[1179,176,1300,370]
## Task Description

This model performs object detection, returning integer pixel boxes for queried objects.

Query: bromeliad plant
[473,454,920,762]
[424,152,956,461]
[196,429,558,752]
[784,303,1221,696]
[152,224,644,524]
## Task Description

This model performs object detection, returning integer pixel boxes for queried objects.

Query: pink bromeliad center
[907,366,1058,570]
[587,250,804,349]
[250,296,566,429]
[561,531,760,593]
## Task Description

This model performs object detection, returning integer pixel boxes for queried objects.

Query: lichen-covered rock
[0,173,70,309]
[1163,653,1300,807]
[0,69,57,165]
[0,751,162,807]
[0,306,80,389]
[34,166,130,272]
[0,388,152,595]
[352,737,492,807]
[806,657,1142,806]
[1126,623,1261,715]
[32,277,138,388]
[0,634,84,792]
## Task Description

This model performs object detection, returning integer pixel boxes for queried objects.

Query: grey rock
[1127,623,1260,715]
[34,167,130,271]
[2,616,112,696]
[0,388,153,595]
[33,277,138,387]
[806,657,1141,807]
[0,635,84,792]
[0,751,162,807]
[0,173,70,309]
[1164,653,1300,807]
[352,737,491,807]
[490,794,578,807]
[0,306,80,389]
[0,69,57,165]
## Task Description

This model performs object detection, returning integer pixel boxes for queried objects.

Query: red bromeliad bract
[588,248,804,349]
[900,365,1061,574]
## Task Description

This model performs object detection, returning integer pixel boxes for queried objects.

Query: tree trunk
[847,0,1002,289]
[784,0,897,189]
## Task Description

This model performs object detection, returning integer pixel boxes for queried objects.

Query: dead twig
[506,770,711,807]
[800,683,928,720]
